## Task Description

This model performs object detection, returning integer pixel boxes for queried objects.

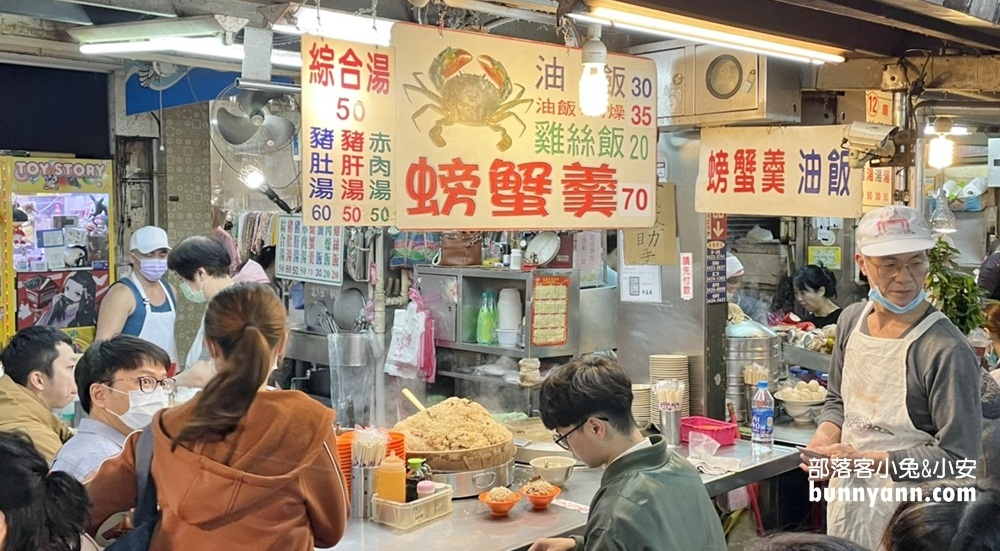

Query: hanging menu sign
[696,126,862,218]
[275,215,344,285]
[391,23,657,230]
[301,35,396,227]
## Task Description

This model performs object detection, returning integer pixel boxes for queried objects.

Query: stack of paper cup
[498,289,522,330]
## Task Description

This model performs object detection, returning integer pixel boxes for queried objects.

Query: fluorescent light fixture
[79,37,302,69]
[272,7,393,47]
[444,0,557,25]
[0,52,121,73]
[569,2,845,64]
[924,124,970,136]
[68,15,247,44]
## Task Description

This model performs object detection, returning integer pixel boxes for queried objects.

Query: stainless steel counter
[773,423,817,448]
[319,440,800,551]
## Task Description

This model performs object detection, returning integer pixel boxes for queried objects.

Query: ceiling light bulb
[241,168,266,190]
[579,31,609,118]
[927,135,954,170]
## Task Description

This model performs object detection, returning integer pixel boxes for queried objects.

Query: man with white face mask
[52,335,171,482]
[96,226,177,373]
[803,205,982,549]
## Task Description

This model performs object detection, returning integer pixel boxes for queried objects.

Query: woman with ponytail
[87,284,348,550]
[0,431,98,551]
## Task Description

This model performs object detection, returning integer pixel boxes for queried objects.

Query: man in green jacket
[529,355,727,551]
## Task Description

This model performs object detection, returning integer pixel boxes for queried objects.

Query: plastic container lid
[757,381,768,388]
[416,481,436,495]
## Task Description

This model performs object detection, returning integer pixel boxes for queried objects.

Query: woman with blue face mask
[167,236,271,390]
[96,226,177,373]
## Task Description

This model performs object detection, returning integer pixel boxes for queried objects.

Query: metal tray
[429,460,514,499]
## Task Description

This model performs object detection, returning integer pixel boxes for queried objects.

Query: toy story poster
[16,270,109,330]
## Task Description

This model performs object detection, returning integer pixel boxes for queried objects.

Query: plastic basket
[371,485,453,530]
[680,416,739,446]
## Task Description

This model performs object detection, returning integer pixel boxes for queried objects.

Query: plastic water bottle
[751,381,774,455]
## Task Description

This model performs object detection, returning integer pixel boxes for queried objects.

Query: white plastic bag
[384,305,425,379]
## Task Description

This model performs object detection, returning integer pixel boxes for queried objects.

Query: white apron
[131,273,177,363]
[827,300,942,550]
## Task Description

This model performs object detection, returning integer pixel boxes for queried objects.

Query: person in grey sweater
[804,205,982,550]
[528,355,726,551]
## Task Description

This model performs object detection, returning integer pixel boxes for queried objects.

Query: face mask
[107,386,169,430]
[868,286,927,315]
[180,280,206,304]
[138,259,168,281]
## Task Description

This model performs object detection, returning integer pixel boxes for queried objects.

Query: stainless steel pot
[429,460,514,499]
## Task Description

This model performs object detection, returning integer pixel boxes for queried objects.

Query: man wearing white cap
[95,226,177,373]
[805,205,982,549]
[726,253,769,324]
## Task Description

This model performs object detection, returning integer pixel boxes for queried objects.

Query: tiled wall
[161,103,213,364]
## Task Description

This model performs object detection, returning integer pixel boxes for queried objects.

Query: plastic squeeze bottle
[377,452,407,503]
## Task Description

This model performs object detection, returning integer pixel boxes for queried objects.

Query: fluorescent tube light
[272,8,393,47]
[68,15,246,44]
[570,3,845,64]
[79,37,302,69]
[924,124,970,136]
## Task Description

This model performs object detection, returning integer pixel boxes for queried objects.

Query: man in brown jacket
[0,326,78,462]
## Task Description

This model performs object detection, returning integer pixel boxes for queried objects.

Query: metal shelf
[782,343,832,374]
[437,369,526,387]
[438,341,527,358]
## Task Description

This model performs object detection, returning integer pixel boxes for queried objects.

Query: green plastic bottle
[477,292,497,345]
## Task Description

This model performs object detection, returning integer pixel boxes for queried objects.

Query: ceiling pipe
[911,99,1000,216]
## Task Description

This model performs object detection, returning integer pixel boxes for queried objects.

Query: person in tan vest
[0,326,77,462]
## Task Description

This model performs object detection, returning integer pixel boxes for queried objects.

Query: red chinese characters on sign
[489,159,552,216]
[309,42,335,86]
[762,149,786,194]
[404,157,481,217]
[405,158,621,219]
[706,149,789,195]
[680,252,693,300]
[367,53,390,94]
[308,44,391,92]
[733,149,756,193]
[707,151,729,193]
[562,162,617,218]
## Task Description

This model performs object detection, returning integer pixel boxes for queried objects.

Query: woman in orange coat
[87,284,349,550]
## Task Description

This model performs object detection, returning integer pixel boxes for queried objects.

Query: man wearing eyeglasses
[52,335,172,482]
[529,355,726,551]
[803,205,982,550]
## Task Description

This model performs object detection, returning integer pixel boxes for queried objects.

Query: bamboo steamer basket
[405,434,516,472]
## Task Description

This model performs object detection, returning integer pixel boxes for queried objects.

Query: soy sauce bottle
[405,458,432,502]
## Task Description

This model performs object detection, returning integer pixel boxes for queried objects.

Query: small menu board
[531,275,569,347]
[275,215,344,285]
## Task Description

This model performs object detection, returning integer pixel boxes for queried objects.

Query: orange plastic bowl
[520,485,562,510]
[479,491,521,517]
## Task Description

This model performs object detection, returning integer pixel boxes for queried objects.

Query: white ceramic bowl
[530,456,576,486]
[775,391,825,424]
